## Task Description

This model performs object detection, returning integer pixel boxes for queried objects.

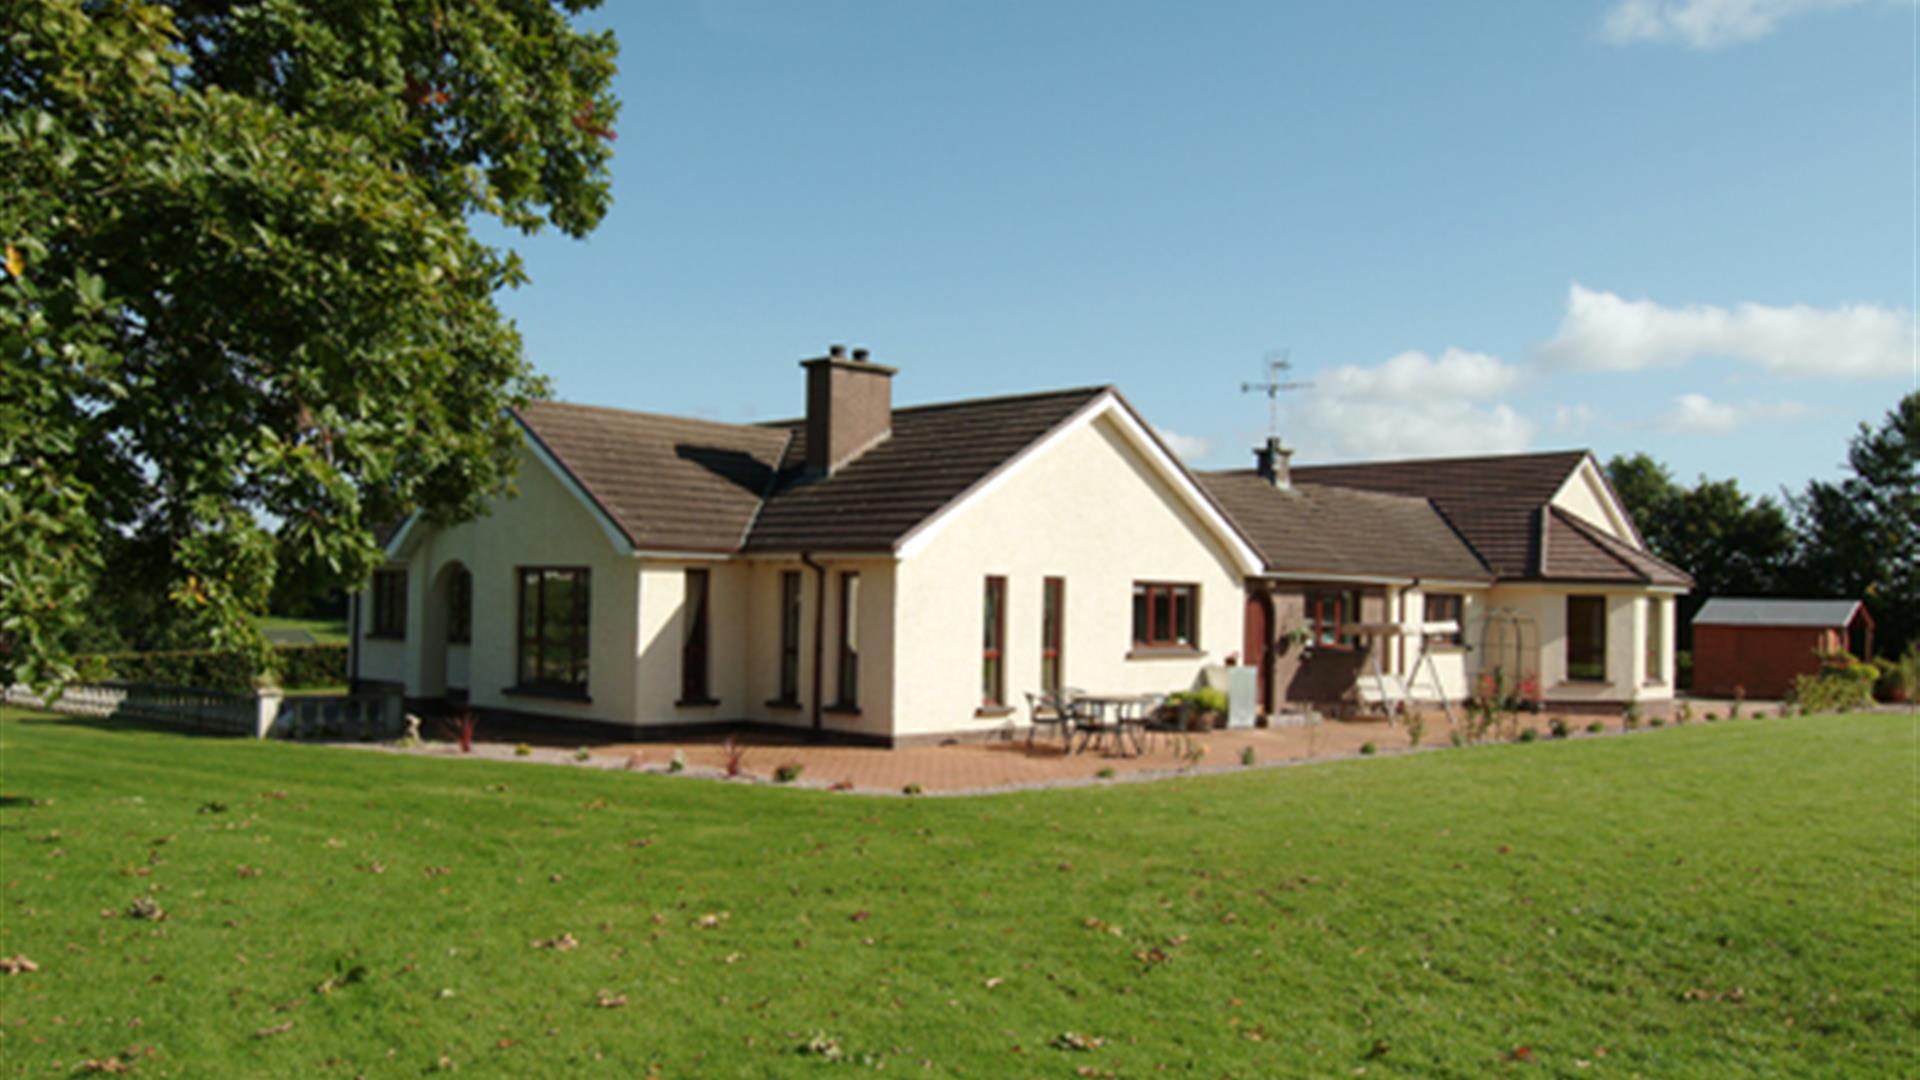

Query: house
[1690,598,1873,699]
[352,347,1689,744]
[1203,445,1693,717]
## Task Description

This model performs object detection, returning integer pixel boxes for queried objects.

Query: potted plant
[1169,687,1228,732]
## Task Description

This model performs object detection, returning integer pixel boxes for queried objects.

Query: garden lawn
[0,709,1912,1077]
[254,616,350,646]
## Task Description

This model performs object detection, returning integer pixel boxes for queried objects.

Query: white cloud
[1655,393,1810,433]
[1600,0,1864,49]
[1154,426,1211,461]
[1281,348,1538,461]
[1554,403,1600,433]
[1537,283,1913,378]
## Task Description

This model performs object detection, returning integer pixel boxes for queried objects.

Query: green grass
[0,709,1912,1077]
[255,615,349,645]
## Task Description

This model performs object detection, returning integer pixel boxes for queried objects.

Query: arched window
[447,567,472,645]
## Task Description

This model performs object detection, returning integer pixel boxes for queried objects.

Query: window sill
[764,698,803,712]
[1126,646,1204,659]
[824,704,862,716]
[675,697,721,708]
[974,705,1015,719]
[365,634,406,642]
[1559,678,1609,687]
[503,685,591,703]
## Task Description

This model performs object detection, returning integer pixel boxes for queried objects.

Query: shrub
[75,644,349,692]
[573,748,592,763]
[1406,714,1426,748]
[1169,687,1229,731]
[901,783,923,796]
[1676,701,1694,725]
[774,762,804,784]
[1517,728,1537,743]
[1239,746,1256,767]
[1095,766,1116,779]
[721,737,747,778]
[1789,669,1874,714]
[514,743,532,757]
[1547,717,1570,739]
[1704,711,1719,722]
[1730,685,1745,721]
[442,711,477,754]
[1649,716,1666,728]
[667,750,687,774]
[272,644,349,688]
[1586,721,1605,734]
[1359,741,1377,756]
[1621,700,1642,731]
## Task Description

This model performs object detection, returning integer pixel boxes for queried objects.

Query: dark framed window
[835,571,860,708]
[982,576,1007,707]
[681,569,712,703]
[446,567,472,645]
[777,570,802,703]
[1307,590,1361,649]
[1422,592,1463,646]
[1567,595,1607,682]
[1644,598,1664,683]
[1132,582,1198,649]
[516,567,590,693]
[370,569,407,640]
[1041,576,1065,695]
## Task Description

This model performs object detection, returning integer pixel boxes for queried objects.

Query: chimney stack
[1254,436,1293,490]
[802,344,896,475]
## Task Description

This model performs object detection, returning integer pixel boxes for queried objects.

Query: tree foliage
[1607,391,1920,659]
[1,1,617,689]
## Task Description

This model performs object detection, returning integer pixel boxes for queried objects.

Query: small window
[370,569,407,640]
[446,567,472,645]
[835,572,860,708]
[1308,590,1362,649]
[777,570,802,703]
[1644,598,1664,684]
[1132,582,1198,649]
[681,569,712,703]
[1422,593,1462,647]
[1040,576,1065,695]
[517,567,590,693]
[982,576,1007,707]
[1567,595,1607,682]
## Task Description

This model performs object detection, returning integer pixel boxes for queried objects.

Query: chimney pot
[829,344,847,359]
[851,348,869,363]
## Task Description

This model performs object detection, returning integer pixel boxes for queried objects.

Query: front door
[1244,591,1273,715]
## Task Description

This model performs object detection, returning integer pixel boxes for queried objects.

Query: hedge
[76,644,348,693]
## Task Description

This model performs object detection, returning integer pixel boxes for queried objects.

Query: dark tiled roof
[1544,509,1692,587]
[513,401,790,552]
[1289,450,1589,578]
[745,387,1109,552]
[1198,473,1492,582]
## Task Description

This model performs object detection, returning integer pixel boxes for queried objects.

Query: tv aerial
[1240,349,1312,443]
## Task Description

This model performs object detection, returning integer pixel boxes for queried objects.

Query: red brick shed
[1691,598,1874,699]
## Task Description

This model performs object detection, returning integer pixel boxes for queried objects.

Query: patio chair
[1068,694,1114,755]
[1023,691,1072,751]
[1139,693,1182,752]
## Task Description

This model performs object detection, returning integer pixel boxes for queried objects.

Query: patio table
[1071,693,1155,757]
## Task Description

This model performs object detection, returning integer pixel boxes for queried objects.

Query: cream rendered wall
[1551,458,1635,542]
[370,444,642,726]
[631,559,751,726]
[1391,584,1488,701]
[1484,584,1674,705]
[740,559,811,730]
[893,414,1244,738]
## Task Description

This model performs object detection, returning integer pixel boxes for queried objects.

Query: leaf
[3,244,21,279]
[0,955,39,974]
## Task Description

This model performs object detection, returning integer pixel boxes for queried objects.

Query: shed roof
[1692,598,1867,628]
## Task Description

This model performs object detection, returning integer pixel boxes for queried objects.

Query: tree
[2,2,618,689]
[1790,393,1919,658]
[1604,452,1795,650]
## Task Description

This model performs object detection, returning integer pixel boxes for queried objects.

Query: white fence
[3,682,404,741]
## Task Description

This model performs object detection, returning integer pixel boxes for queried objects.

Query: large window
[1041,576,1065,695]
[680,569,712,703]
[516,567,590,693]
[982,576,1007,707]
[370,569,407,640]
[777,570,802,704]
[1422,592,1463,646]
[835,572,860,708]
[1566,595,1607,682]
[1132,582,1198,649]
[1644,598,1664,684]
[446,567,472,645]
[1307,590,1361,649]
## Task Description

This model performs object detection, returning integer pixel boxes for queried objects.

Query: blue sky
[484,0,1915,501]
